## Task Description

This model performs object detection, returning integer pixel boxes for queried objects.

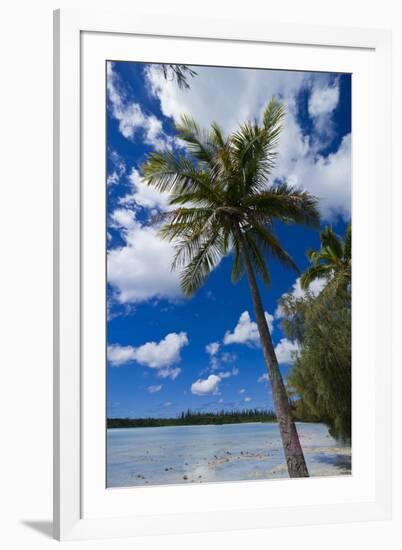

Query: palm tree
[141,99,320,478]
[300,225,351,293]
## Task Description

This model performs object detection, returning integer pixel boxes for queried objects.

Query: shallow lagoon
[107,422,351,488]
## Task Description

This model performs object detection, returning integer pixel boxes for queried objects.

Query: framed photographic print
[53,8,392,540]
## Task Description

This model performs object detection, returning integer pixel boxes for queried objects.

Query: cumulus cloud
[119,167,172,211]
[147,384,162,393]
[239,388,246,394]
[223,311,274,346]
[275,132,352,221]
[107,332,188,379]
[309,81,339,117]
[109,207,137,230]
[257,373,269,383]
[145,64,306,134]
[107,208,182,304]
[131,332,188,368]
[107,62,174,151]
[206,342,220,356]
[244,396,252,403]
[145,65,350,221]
[274,338,300,364]
[191,374,221,396]
[107,344,136,366]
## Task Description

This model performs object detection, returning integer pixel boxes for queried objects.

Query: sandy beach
[107,422,351,488]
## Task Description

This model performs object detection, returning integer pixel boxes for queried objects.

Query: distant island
[107,408,277,428]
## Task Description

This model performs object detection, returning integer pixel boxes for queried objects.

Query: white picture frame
[53,8,392,541]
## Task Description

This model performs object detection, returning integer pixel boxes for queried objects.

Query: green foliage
[280,225,352,442]
[107,408,277,428]
[141,98,320,296]
[300,224,351,294]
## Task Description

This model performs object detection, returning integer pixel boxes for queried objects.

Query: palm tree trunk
[237,228,309,478]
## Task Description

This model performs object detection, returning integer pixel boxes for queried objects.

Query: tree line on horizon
[108,408,277,428]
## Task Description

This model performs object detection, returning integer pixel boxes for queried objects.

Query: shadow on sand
[315,453,352,472]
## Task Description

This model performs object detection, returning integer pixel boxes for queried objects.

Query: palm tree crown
[300,224,351,293]
[142,99,320,293]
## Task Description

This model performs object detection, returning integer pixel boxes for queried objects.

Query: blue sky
[106,61,351,419]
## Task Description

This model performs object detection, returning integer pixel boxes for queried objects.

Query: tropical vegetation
[142,98,322,477]
[107,408,277,429]
[280,225,352,441]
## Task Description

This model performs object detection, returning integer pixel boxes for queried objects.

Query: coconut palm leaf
[300,225,352,293]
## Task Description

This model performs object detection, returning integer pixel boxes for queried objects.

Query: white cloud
[107,344,136,366]
[108,209,182,304]
[119,168,172,211]
[107,62,173,151]
[107,332,188,379]
[107,150,126,186]
[191,374,221,396]
[206,342,220,356]
[132,332,188,368]
[276,132,352,221]
[274,338,300,364]
[239,388,246,394]
[217,367,239,379]
[257,373,269,383]
[223,311,274,346]
[147,384,162,393]
[146,64,306,135]
[110,207,137,230]
[291,277,326,300]
[158,367,181,380]
[164,401,172,407]
[244,396,252,403]
[309,81,339,117]
[145,65,350,221]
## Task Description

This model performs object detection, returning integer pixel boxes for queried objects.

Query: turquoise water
[107,422,351,488]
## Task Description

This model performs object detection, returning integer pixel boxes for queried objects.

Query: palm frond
[231,239,246,283]
[179,231,225,296]
[142,152,223,206]
[320,226,343,259]
[300,264,333,290]
[159,64,197,89]
[175,114,215,163]
[244,232,272,285]
[244,184,320,228]
[158,208,215,241]
[344,224,352,260]
[248,221,299,274]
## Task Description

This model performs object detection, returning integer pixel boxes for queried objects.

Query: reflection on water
[107,422,351,488]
